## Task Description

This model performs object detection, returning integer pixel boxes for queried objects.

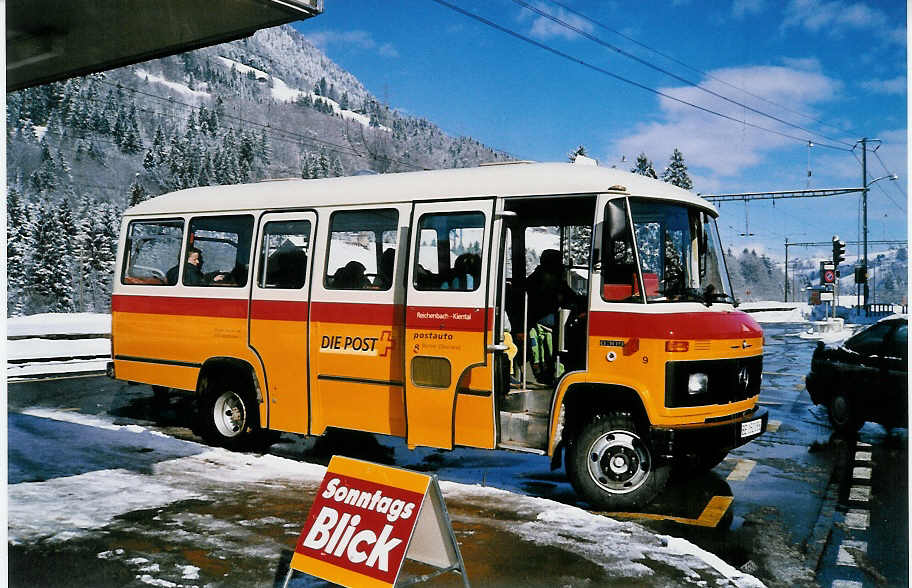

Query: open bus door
[404,200,496,449]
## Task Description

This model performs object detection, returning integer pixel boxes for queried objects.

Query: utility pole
[784,237,789,302]
[860,137,869,308]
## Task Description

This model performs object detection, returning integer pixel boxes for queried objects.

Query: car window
[844,322,893,356]
[886,323,908,361]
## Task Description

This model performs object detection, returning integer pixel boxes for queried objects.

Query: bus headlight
[687,373,709,395]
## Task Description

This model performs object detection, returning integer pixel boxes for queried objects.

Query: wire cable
[539,0,856,138]
[431,0,850,151]
[513,0,854,148]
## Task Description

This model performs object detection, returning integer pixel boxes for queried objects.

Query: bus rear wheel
[199,380,273,451]
[566,412,669,511]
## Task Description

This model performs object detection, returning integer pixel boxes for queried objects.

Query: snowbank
[739,301,810,324]
[7,312,110,337]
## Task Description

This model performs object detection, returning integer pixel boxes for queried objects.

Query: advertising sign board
[289,456,468,587]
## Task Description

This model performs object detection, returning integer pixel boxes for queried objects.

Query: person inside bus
[443,252,481,291]
[167,247,226,286]
[524,249,582,327]
[374,248,396,289]
[332,260,370,289]
[511,249,585,384]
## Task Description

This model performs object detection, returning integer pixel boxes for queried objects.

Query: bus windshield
[629,199,734,304]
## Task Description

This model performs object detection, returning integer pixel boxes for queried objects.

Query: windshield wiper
[709,291,739,307]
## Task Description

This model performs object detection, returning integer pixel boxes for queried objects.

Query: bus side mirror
[606,200,627,241]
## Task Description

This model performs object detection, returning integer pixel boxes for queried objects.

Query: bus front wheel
[566,412,670,511]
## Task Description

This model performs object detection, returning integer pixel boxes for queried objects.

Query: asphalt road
[7,322,909,587]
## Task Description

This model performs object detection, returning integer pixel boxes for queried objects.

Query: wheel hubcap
[587,430,651,494]
[213,391,246,438]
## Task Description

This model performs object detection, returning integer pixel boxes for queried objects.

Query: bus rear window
[184,215,254,287]
[122,219,184,286]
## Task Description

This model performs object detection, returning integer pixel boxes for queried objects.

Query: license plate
[741,418,762,438]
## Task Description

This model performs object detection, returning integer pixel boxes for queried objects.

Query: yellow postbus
[109,161,766,509]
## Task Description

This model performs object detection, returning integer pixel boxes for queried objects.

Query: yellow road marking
[606,495,733,528]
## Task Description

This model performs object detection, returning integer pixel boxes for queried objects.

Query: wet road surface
[7,322,908,586]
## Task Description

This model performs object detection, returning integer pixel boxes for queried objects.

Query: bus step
[498,411,549,449]
[501,389,553,415]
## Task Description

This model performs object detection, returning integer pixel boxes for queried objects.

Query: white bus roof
[125,162,717,217]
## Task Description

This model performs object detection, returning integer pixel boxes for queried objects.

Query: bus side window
[259,220,312,289]
[414,212,485,292]
[122,219,183,286]
[324,209,399,290]
[184,215,254,287]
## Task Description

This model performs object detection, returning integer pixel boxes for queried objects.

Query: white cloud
[861,76,907,95]
[517,1,595,41]
[732,0,767,18]
[303,30,399,58]
[781,0,904,44]
[610,64,844,179]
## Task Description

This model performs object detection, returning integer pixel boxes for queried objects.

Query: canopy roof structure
[7,0,323,91]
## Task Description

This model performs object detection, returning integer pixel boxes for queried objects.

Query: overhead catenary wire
[539,0,857,139]
[873,149,907,199]
[430,0,851,152]
[512,0,854,148]
[851,149,905,214]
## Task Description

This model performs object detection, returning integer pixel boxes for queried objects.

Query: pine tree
[317,149,330,178]
[31,198,75,312]
[661,148,693,190]
[568,145,587,162]
[7,187,31,315]
[631,153,657,178]
[128,181,148,207]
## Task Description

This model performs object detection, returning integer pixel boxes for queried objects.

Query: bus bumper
[651,407,768,460]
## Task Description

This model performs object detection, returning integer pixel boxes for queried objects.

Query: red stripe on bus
[250,299,309,322]
[406,306,491,331]
[310,301,403,326]
[111,295,247,319]
[589,310,762,340]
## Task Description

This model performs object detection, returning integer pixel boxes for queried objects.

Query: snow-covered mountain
[6,25,510,315]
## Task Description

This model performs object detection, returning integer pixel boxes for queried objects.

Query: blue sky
[295,1,908,261]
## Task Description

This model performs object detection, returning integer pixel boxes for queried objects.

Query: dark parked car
[806,315,908,433]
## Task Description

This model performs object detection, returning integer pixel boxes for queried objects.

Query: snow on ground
[740,302,811,324]
[6,312,111,380]
[7,409,763,585]
[7,337,109,361]
[135,68,211,100]
[7,358,110,379]
[7,312,110,337]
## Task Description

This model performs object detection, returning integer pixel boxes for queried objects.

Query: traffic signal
[855,265,867,284]
[832,236,846,265]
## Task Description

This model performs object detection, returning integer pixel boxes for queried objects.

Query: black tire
[828,390,863,434]
[198,378,273,451]
[566,412,670,510]
[152,385,170,404]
